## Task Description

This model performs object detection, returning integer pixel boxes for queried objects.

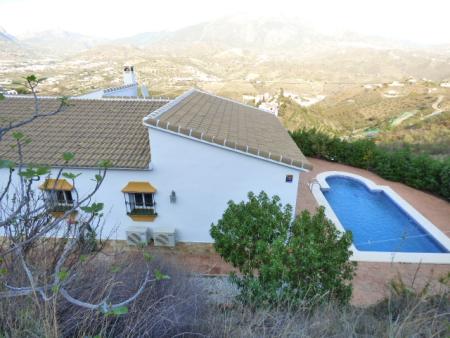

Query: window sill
[50,210,78,222]
[48,204,74,213]
[127,214,157,222]
[127,208,156,216]
[127,209,157,222]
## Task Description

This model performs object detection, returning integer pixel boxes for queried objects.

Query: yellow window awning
[39,178,73,191]
[121,181,157,194]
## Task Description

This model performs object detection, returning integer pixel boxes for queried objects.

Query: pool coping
[311,171,450,264]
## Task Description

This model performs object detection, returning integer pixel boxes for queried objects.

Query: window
[144,193,153,206]
[54,190,73,205]
[46,190,74,211]
[121,182,157,221]
[39,179,74,212]
[130,192,154,210]
[125,192,156,216]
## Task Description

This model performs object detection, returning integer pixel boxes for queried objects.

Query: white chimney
[123,65,137,85]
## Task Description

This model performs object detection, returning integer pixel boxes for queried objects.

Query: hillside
[279,82,450,156]
[0,17,449,156]
[19,29,106,56]
[0,26,16,42]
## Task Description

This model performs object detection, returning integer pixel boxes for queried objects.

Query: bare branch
[0,77,69,142]
[2,267,157,313]
[0,168,13,202]
[59,270,156,312]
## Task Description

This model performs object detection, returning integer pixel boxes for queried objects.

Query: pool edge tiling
[311,171,450,264]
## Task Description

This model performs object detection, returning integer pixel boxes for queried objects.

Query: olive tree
[210,191,356,306]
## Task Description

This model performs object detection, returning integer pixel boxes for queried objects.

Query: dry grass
[205,290,449,338]
[0,251,210,337]
[0,251,448,338]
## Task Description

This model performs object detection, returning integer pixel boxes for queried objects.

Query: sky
[1,0,449,44]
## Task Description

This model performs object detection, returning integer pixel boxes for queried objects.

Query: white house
[259,101,279,115]
[77,65,141,99]
[0,76,311,245]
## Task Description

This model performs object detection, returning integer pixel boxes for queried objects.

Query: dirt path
[391,111,416,126]
[422,95,444,120]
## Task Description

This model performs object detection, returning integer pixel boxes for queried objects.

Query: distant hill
[120,16,429,54]
[0,27,42,60]
[0,26,16,42]
[155,16,318,51]
[3,16,450,80]
[107,16,450,81]
[19,29,106,55]
[113,31,169,47]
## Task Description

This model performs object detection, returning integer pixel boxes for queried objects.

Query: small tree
[211,191,356,306]
[210,191,292,276]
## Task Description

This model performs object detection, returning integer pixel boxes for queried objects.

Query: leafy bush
[210,192,356,307]
[290,128,450,200]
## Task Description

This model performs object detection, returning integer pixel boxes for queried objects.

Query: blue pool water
[323,176,448,253]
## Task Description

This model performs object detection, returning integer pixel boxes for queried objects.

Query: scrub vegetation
[291,128,450,201]
[0,246,449,337]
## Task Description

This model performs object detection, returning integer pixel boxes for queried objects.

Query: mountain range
[2,16,449,54]
[2,16,449,82]
[0,26,16,42]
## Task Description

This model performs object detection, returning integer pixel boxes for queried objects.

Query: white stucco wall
[0,129,302,243]
[146,128,302,242]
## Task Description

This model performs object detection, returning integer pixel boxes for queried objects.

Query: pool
[311,171,450,263]
[323,176,447,253]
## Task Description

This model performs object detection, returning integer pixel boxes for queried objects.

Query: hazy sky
[1,0,449,44]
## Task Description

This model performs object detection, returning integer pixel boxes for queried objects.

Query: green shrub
[210,192,356,307]
[290,128,450,201]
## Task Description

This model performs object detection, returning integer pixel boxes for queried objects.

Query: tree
[0,76,167,323]
[210,192,356,306]
[210,191,293,276]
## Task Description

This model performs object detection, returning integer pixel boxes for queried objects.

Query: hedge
[290,129,450,201]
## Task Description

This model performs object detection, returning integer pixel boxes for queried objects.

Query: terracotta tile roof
[0,96,166,169]
[144,89,311,170]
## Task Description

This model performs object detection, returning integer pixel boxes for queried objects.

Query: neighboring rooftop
[0,96,166,169]
[144,89,311,170]
[77,65,141,99]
